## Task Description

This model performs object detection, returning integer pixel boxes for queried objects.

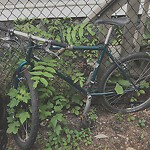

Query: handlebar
[0,26,68,48]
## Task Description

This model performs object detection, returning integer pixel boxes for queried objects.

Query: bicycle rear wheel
[100,52,150,113]
[13,69,39,150]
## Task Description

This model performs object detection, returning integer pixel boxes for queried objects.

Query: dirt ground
[7,106,150,150]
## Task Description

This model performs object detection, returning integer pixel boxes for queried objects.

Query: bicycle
[0,17,150,150]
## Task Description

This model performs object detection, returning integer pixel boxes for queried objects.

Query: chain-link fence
[0,1,149,149]
[0,0,150,93]
[0,1,149,47]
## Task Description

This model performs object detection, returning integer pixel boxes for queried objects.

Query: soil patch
[7,106,150,150]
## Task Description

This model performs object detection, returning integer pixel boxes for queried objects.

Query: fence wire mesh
[0,0,150,93]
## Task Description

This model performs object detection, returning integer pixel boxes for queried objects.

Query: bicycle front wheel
[0,101,6,129]
[0,100,7,150]
[13,69,39,150]
[100,52,150,113]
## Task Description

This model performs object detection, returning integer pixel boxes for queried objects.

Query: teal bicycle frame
[18,43,120,97]
[55,45,107,96]
[15,26,133,117]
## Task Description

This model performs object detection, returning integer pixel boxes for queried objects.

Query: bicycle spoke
[136,61,150,82]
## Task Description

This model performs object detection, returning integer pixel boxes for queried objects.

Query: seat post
[104,26,113,45]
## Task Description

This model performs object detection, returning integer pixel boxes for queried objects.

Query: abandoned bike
[0,17,150,150]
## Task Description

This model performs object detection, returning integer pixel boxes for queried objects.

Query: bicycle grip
[0,26,9,32]
[51,40,68,48]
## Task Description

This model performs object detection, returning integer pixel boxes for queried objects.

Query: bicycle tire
[100,52,150,113]
[0,102,6,129]
[0,130,7,150]
[13,69,39,150]
[0,101,7,150]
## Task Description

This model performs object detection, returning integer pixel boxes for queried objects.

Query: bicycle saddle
[95,17,130,26]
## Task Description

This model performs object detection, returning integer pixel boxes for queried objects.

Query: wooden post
[84,0,127,22]
[83,0,116,22]
[134,0,150,52]
[121,0,141,57]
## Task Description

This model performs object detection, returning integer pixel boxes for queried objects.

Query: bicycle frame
[18,42,121,97]
[55,45,107,96]
[14,25,128,99]
[16,38,139,119]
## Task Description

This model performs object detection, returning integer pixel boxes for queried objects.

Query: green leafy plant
[139,132,145,140]
[127,114,135,122]
[115,113,123,122]
[7,87,30,134]
[111,26,123,46]
[30,59,57,88]
[115,83,124,94]
[137,118,146,127]
[72,72,85,88]
[88,107,97,122]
